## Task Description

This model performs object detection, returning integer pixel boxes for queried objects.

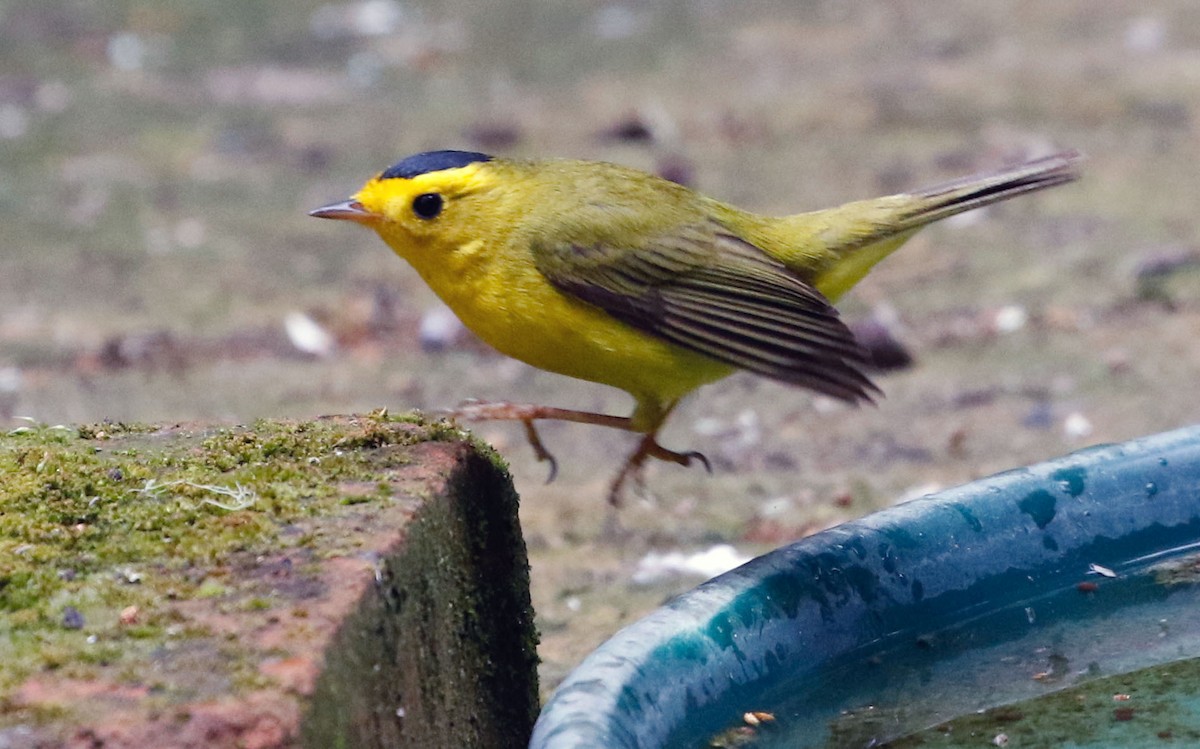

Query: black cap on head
[380,150,493,180]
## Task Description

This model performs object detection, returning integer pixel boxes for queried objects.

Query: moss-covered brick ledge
[0,414,539,748]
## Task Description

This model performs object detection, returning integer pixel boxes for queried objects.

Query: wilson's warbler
[311,149,1080,503]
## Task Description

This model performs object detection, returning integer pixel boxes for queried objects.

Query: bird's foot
[641,440,712,473]
[607,433,712,506]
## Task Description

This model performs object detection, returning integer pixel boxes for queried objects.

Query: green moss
[881,656,1200,748]
[74,422,161,440]
[0,413,464,707]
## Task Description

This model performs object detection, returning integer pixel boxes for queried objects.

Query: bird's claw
[540,454,559,484]
[682,449,712,474]
[644,440,710,472]
[522,420,559,484]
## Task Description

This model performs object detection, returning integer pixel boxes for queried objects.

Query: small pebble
[62,606,85,630]
[992,305,1028,334]
[284,311,335,358]
[418,304,467,352]
[600,113,653,142]
[1063,412,1093,440]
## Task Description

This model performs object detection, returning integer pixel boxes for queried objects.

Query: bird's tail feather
[900,150,1082,229]
[805,150,1082,301]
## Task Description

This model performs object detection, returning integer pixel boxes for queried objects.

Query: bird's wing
[532,220,878,403]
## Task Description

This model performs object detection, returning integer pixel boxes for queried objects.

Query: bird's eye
[412,193,443,219]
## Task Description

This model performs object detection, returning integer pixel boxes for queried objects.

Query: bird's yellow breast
[377,220,733,407]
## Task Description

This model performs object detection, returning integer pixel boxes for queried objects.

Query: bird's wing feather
[533,220,878,403]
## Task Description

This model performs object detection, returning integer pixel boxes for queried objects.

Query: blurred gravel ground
[3,0,1200,696]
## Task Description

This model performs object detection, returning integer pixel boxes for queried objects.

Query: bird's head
[310,150,506,252]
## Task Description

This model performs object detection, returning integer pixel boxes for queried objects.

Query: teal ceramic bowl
[532,426,1200,748]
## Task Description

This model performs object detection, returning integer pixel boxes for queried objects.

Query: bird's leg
[444,400,710,503]
[444,401,638,484]
[607,432,712,506]
[446,401,635,430]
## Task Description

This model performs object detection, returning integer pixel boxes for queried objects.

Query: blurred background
[3,0,1200,691]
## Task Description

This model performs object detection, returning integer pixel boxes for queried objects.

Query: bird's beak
[308,199,378,224]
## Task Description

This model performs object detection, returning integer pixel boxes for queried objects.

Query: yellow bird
[311,149,1079,503]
